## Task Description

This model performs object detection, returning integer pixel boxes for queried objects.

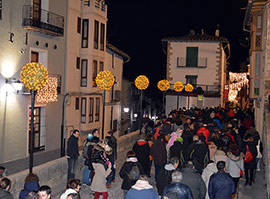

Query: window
[81,19,89,48]
[100,23,105,51]
[0,0,2,20]
[31,51,39,62]
[92,60,98,87]
[185,75,197,86]
[89,98,94,123]
[186,47,198,67]
[81,59,88,87]
[254,79,260,96]
[257,15,262,29]
[77,17,81,34]
[84,0,90,6]
[255,54,260,76]
[95,97,100,121]
[112,54,115,68]
[99,61,104,72]
[94,20,99,49]
[75,98,80,110]
[76,57,80,69]
[81,98,86,123]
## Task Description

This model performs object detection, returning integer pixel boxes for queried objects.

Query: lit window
[89,98,94,123]
[92,60,98,87]
[81,59,88,87]
[81,98,86,123]
[82,19,89,48]
[95,97,100,122]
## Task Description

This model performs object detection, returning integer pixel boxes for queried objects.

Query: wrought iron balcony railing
[177,57,207,68]
[22,5,64,36]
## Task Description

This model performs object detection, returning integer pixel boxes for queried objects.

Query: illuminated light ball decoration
[174,82,184,92]
[157,80,170,91]
[20,63,48,90]
[36,76,58,103]
[95,71,115,90]
[135,75,149,90]
[185,83,194,92]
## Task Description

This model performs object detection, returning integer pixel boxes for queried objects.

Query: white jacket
[60,188,77,199]
[202,162,218,199]
[226,152,244,178]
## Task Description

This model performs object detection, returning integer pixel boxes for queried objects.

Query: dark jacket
[181,168,206,199]
[208,171,235,199]
[119,158,144,190]
[150,140,167,165]
[163,182,193,199]
[187,141,210,169]
[67,134,79,159]
[170,141,185,168]
[86,139,99,171]
[0,189,13,199]
[132,140,150,174]
[182,130,193,149]
[126,187,158,199]
[19,181,39,199]
[244,141,258,169]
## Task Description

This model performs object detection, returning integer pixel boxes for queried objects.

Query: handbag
[257,140,262,158]
[244,145,253,163]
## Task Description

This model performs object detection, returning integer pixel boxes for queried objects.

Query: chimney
[215,24,220,37]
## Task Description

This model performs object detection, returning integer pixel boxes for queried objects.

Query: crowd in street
[0,106,263,199]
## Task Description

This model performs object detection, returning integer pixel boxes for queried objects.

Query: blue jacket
[208,171,235,199]
[126,188,158,199]
[19,181,39,199]
[163,182,193,199]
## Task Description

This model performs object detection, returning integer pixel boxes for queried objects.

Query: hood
[164,163,176,171]
[126,157,138,162]
[215,150,226,156]
[137,140,147,145]
[227,152,244,161]
[204,162,218,173]
[24,181,39,191]
[131,180,153,190]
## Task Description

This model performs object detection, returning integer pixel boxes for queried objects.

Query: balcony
[22,5,64,36]
[177,57,207,68]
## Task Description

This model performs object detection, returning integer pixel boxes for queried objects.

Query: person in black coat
[67,129,80,180]
[119,151,144,198]
[170,140,185,169]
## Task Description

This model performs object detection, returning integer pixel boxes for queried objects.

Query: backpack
[82,139,89,158]
[127,163,140,180]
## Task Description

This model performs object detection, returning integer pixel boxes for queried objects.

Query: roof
[162,32,228,43]
[106,43,130,62]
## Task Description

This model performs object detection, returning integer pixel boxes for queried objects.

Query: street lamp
[157,79,170,114]
[20,62,48,174]
[185,83,194,109]
[174,81,184,110]
[95,70,115,139]
[134,75,149,134]
[124,107,130,113]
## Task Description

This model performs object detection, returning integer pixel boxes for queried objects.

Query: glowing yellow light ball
[185,83,194,92]
[135,75,149,90]
[174,82,184,92]
[157,80,170,91]
[20,62,48,90]
[95,70,115,90]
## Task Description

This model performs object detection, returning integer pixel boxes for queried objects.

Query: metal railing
[177,57,207,68]
[168,84,221,95]
[22,5,64,36]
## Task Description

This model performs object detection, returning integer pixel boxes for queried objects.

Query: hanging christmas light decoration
[20,62,48,90]
[185,83,194,92]
[135,75,149,90]
[228,72,249,103]
[174,82,184,92]
[95,70,115,90]
[36,76,58,103]
[157,80,170,91]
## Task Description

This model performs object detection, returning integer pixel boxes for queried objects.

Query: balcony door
[33,0,41,21]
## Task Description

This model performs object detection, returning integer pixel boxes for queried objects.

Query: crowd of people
[0,106,263,199]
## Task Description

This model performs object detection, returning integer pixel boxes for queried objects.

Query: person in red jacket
[197,124,210,144]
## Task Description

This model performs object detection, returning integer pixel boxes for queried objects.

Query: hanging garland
[135,75,149,90]
[157,80,170,91]
[95,70,115,90]
[174,81,184,92]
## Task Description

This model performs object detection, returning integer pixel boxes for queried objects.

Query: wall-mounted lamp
[5,78,23,93]
[134,113,138,118]
[123,107,129,113]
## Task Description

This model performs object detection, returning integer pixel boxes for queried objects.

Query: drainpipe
[61,93,70,157]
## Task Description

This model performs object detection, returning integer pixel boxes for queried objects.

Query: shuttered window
[186,47,198,67]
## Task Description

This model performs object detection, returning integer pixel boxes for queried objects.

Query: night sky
[106,0,249,92]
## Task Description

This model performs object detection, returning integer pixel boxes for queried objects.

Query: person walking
[67,129,80,180]
[60,179,81,199]
[0,177,13,199]
[202,161,218,199]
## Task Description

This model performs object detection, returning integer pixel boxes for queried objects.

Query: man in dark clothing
[208,161,235,199]
[181,161,206,199]
[150,136,167,180]
[67,129,80,180]
[170,139,185,169]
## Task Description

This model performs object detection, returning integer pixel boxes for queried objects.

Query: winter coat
[213,150,227,168]
[243,128,260,142]
[202,162,218,199]
[150,140,167,165]
[60,188,77,199]
[197,127,210,144]
[156,163,177,195]
[208,171,235,199]
[0,189,13,199]
[181,167,206,199]
[226,152,244,178]
[132,140,150,174]
[126,180,158,199]
[182,130,193,149]
[19,181,39,199]
[244,141,258,169]
[188,141,210,169]
[163,182,193,199]
[67,134,79,159]
[168,132,182,148]
[119,157,144,190]
[169,141,185,168]
[90,162,111,192]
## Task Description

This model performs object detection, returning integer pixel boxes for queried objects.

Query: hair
[211,132,219,140]
[39,185,51,195]
[67,193,81,199]
[0,178,11,190]
[193,135,199,141]
[138,175,148,181]
[25,191,39,199]
[198,133,206,143]
[185,160,194,168]
[229,143,239,152]
[126,151,136,158]
[25,173,39,183]
[67,179,81,189]
[217,161,226,171]
[138,134,146,140]
[171,170,183,182]
[73,129,79,135]
[170,156,179,165]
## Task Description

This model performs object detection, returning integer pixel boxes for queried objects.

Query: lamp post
[20,63,48,173]
[135,75,149,134]
[174,82,184,110]
[95,70,115,139]
[185,83,194,110]
[157,80,170,114]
